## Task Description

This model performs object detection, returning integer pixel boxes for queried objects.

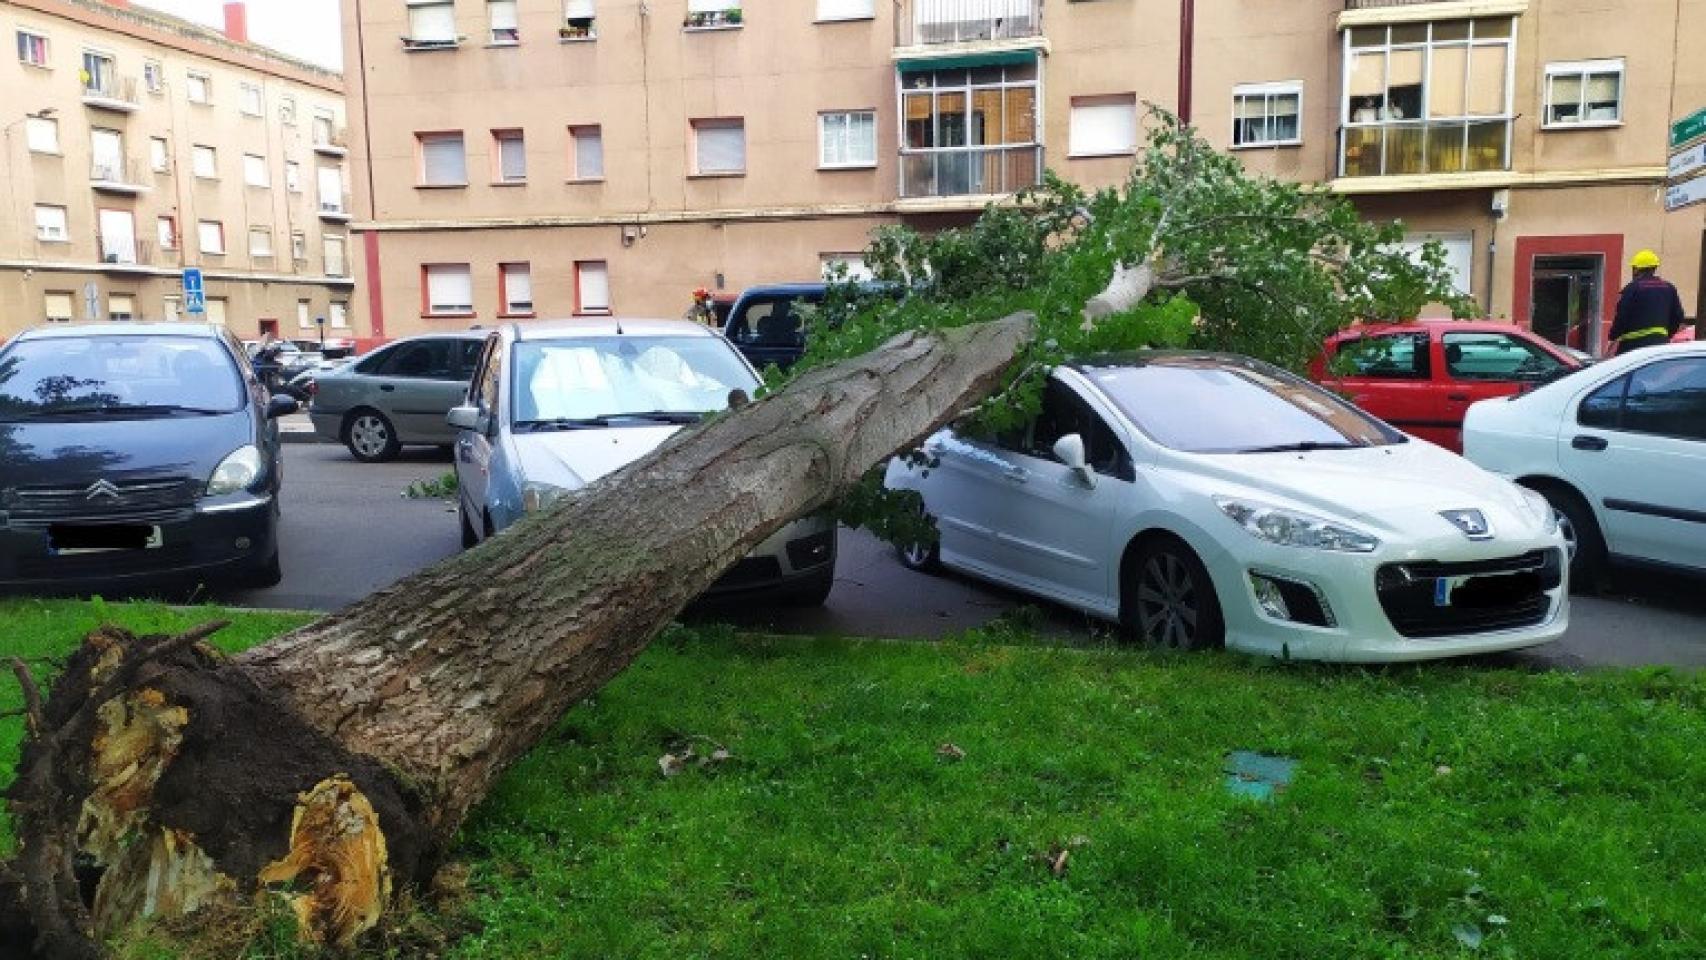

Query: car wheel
[459,500,478,549]
[781,565,836,607]
[895,507,941,573]
[1533,483,1607,591]
[345,409,401,463]
[1122,537,1224,651]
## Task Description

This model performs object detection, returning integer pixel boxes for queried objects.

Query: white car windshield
[1086,356,1404,454]
[0,335,244,420]
[511,336,759,426]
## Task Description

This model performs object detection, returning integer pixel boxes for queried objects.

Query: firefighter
[1608,249,1685,355]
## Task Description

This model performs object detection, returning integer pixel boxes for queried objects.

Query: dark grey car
[308,332,485,461]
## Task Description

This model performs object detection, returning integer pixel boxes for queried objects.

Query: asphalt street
[220,442,1706,668]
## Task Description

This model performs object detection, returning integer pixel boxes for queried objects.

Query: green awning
[896,49,1037,72]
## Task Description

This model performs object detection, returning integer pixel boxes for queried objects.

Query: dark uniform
[1608,274,1685,355]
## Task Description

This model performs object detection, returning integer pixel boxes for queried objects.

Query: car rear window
[0,335,244,419]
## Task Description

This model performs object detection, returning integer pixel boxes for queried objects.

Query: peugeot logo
[1440,508,1493,540]
[84,479,121,502]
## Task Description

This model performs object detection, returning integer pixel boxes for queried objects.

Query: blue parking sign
[182,268,206,315]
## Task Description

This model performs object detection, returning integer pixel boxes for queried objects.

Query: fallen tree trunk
[5,314,1035,956]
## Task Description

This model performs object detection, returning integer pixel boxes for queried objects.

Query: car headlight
[1519,487,1560,536]
[521,481,570,513]
[1214,497,1379,553]
[206,445,263,496]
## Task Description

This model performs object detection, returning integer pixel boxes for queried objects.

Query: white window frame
[107,294,135,322]
[895,62,1043,198]
[192,144,218,179]
[280,95,297,124]
[17,29,49,67]
[500,262,533,315]
[1067,93,1139,158]
[817,0,875,22]
[297,299,313,330]
[570,125,604,180]
[198,220,225,255]
[44,291,75,323]
[249,226,274,258]
[1230,82,1304,149]
[489,0,520,44]
[406,0,460,48]
[286,161,302,193]
[330,301,350,329]
[324,235,347,274]
[25,116,59,154]
[1396,231,1474,298]
[143,60,163,93]
[186,71,211,104]
[243,153,269,187]
[291,231,308,262]
[691,118,746,176]
[418,132,468,186]
[575,260,610,314]
[425,263,475,315]
[818,110,878,169]
[239,82,263,117]
[821,253,874,281]
[157,216,177,250]
[149,136,169,172]
[33,204,69,242]
[1542,58,1625,130]
[493,129,527,182]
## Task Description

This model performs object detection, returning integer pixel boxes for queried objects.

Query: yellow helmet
[1631,249,1661,270]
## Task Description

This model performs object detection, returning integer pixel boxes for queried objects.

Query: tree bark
[4,314,1035,956]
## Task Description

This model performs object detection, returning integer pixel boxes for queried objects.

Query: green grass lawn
[4,601,1705,958]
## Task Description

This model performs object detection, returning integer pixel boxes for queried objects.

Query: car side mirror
[447,404,487,433]
[1053,433,1096,487]
[265,394,298,418]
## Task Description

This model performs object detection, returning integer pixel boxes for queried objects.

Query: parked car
[721,283,828,371]
[885,352,1569,662]
[1311,321,1584,452]
[0,322,296,592]
[1463,342,1706,585]
[309,331,486,461]
[449,318,837,604]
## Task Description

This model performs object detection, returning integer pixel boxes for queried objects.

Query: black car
[0,322,297,593]
[721,283,829,371]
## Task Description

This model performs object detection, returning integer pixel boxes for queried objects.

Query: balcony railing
[90,158,150,193]
[82,75,140,111]
[896,0,1042,46]
[312,129,349,156]
[318,195,354,221]
[899,144,1041,199]
[1339,120,1511,178]
[96,235,154,269]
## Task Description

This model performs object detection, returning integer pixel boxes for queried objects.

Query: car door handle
[379,384,395,392]
[1446,393,1471,402]
[1571,435,1609,452]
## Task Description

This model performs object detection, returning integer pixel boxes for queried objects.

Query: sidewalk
[277,412,322,444]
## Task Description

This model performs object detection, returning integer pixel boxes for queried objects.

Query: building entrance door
[1530,254,1603,356]
[258,318,280,338]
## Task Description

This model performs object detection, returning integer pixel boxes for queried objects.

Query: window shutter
[318,165,343,203]
[564,0,596,18]
[428,265,473,312]
[489,0,518,30]
[108,295,135,319]
[1069,98,1135,156]
[696,122,745,173]
[499,135,527,180]
[331,302,349,328]
[574,128,604,178]
[205,299,227,326]
[199,221,223,253]
[817,0,874,20]
[505,264,533,311]
[409,1,458,43]
[25,118,57,153]
[577,262,610,311]
[422,136,466,184]
[45,292,74,322]
[688,0,736,12]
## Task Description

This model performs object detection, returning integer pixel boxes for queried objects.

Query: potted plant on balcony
[560,17,594,38]
[726,8,742,24]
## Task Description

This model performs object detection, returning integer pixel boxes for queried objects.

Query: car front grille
[2,478,199,528]
[1375,549,1563,640]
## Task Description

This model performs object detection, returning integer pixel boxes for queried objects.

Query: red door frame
[1512,234,1623,356]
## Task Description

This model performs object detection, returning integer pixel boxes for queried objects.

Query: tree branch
[9,658,43,738]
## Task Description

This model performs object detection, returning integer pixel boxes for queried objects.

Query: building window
[818,0,874,21]
[33,205,68,242]
[900,61,1042,199]
[149,136,169,172]
[186,71,211,104]
[162,295,181,321]
[1068,94,1138,157]
[318,166,345,212]
[1231,83,1302,148]
[192,144,218,179]
[821,253,874,281]
[1544,59,1623,128]
[325,236,347,274]
[108,294,135,322]
[243,153,269,187]
[406,0,459,48]
[500,262,533,315]
[143,60,163,93]
[297,299,313,330]
[819,110,877,168]
[575,260,610,314]
[286,161,302,192]
[489,0,519,43]
[198,220,225,255]
[331,301,349,329]
[97,209,135,262]
[205,298,227,327]
[1395,232,1474,296]
[90,127,125,181]
[280,95,297,125]
[1341,18,1515,177]
[157,215,177,249]
[691,118,746,175]
[685,0,740,29]
[80,51,114,96]
[493,129,527,183]
[240,83,263,117]
[249,226,274,258]
[562,0,596,39]
[25,116,58,154]
[418,132,468,186]
[44,291,74,323]
[292,231,308,262]
[424,263,475,315]
[17,30,48,67]
[570,125,604,179]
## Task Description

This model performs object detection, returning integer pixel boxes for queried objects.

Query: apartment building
[345,0,1705,356]
[0,0,352,342]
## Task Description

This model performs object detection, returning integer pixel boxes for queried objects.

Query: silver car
[309,331,486,461]
[448,319,837,605]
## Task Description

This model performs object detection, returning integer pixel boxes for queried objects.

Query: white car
[885,352,1569,662]
[1463,342,1706,585]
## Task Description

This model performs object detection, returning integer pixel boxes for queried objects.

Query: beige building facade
[345,0,1705,356]
[1,0,352,342]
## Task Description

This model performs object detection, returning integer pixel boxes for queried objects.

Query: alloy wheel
[350,415,390,458]
[1135,552,1199,648]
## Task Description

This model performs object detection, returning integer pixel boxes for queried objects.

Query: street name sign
[1665,175,1706,212]
[1673,107,1706,149]
[1668,141,1706,181]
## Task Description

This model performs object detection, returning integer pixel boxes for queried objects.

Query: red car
[1311,321,1585,453]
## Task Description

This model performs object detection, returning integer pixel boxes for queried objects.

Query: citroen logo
[84,479,121,501]
[1440,509,1492,540]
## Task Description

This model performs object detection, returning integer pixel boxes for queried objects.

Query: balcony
[96,236,155,272]
[82,76,140,113]
[312,129,349,157]
[1339,120,1510,178]
[1345,0,1445,7]
[899,144,1041,200]
[318,196,354,222]
[90,158,151,194]
[896,0,1042,48]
